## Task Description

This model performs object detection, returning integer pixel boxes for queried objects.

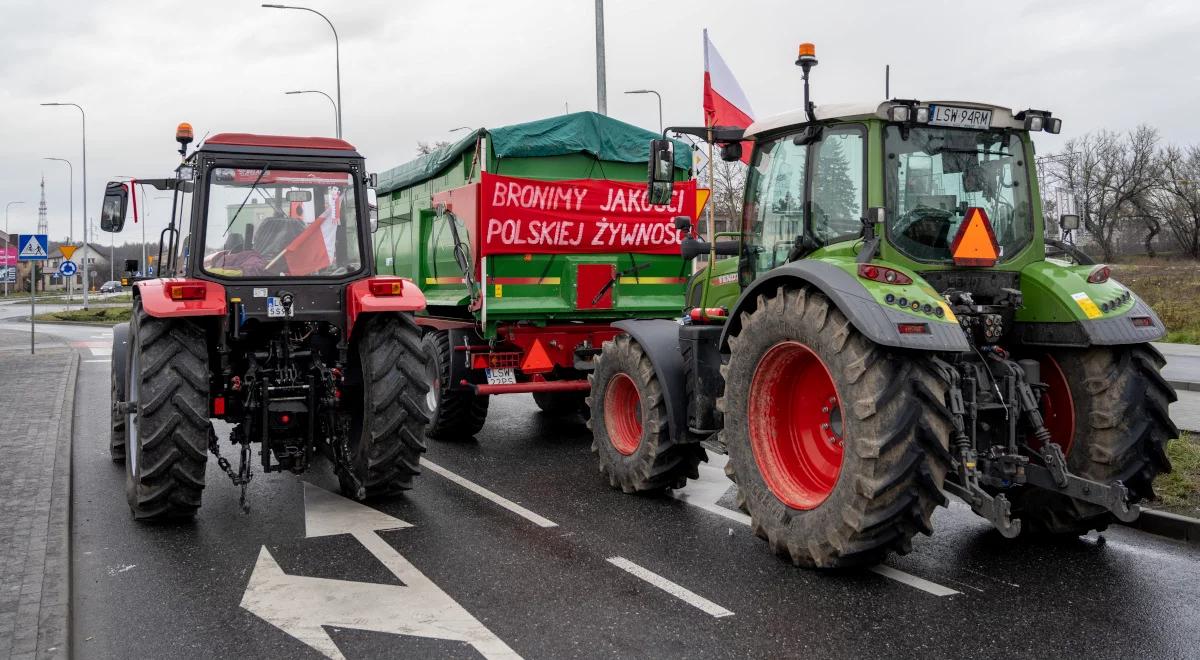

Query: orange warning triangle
[521,339,554,374]
[950,207,1000,266]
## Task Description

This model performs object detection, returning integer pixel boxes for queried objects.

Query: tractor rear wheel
[422,331,489,440]
[342,313,429,499]
[721,286,954,568]
[1009,345,1176,535]
[124,302,211,521]
[532,391,588,417]
[587,334,705,492]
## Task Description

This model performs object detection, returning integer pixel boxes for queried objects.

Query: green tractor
[587,45,1176,567]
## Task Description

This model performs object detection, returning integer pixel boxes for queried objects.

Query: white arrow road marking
[422,459,558,528]
[240,483,520,660]
[672,454,960,597]
[607,557,734,618]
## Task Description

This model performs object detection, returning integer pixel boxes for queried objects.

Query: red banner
[479,172,697,256]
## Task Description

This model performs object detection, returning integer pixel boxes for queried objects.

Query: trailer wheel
[1009,345,1176,535]
[720,285,953,568]
[342,313,429,499]
[422,331,489,440]
[532,391,588,417]
[124,302,211,521]
[587,334,704,492]
[109,323,130,463]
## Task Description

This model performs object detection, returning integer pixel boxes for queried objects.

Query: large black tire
[422,331,489,440]
[124,302,211,521]
[720,286,954,568]
[1009,344,1176,535]
[342,313,430,499]
[532,390,588,417]
[109,323,130,463]
[587,334,705,493]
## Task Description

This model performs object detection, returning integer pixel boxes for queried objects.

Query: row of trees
[1043,126,1199,260]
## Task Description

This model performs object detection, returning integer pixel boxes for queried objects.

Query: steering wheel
[897,205,956,250]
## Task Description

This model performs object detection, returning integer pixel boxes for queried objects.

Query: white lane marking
[675,454,959,597]
[422,459,557,528]
[607,557,734,618]
[241,483,520,660]
[89,346,112,356]
[84,359,110,363]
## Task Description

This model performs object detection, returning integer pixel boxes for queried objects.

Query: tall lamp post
[4,201,23,297]
[41,102,89,309]
[43,157,74,301]
[624,89,663,133]
[284,90,338,136]
[263,4,342,138]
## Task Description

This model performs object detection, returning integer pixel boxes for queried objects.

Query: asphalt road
[4,310,1198,659]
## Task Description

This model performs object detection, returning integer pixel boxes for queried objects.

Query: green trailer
[374,111,699,438]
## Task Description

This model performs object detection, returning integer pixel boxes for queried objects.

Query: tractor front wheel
[588,334,704,492]
[422,331,489,440]
[1009,345,1176,535]
[721,286,954,567]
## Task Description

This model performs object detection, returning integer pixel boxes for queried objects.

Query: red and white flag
[283,190,340,276]
[702,29,755,163]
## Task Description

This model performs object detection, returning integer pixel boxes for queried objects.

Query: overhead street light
[4,201,24,296]
[263,4,343,138]
[41,101,90,309]
[625,89,663,133]
[285,90,338,136]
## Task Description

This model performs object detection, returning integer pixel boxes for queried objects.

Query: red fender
[135,278,227,318]
[346,277,426,338]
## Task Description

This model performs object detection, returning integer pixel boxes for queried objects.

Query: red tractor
[104,125,429,520]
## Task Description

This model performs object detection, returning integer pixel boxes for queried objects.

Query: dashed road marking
[83,359,110,363]
[422,459,558,528]
[674,454,960,597]
[607,557,734,618]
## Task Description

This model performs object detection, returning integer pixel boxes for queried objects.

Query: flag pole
[706,127,715,245]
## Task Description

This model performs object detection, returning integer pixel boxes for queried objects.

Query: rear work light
[858,263,913,285]
[167,282,206,300]
[369,279,404,296]
[1086,265,1111,284]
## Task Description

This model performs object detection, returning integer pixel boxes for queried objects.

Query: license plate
[928,105,992,130]
[266,296,287,318]
[484,368,516,385]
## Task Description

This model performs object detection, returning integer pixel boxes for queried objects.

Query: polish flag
[283,190,340,276]
[702,29,755,163]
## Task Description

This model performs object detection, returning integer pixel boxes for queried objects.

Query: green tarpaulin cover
[378,111,691,195]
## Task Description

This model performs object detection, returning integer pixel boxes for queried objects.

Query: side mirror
[1060,213,1080,231]
[680,237,740,261]
[368,172,379,188]
[673,215,692,234]
[99,181,129,233]
[720,142,743,162]
[647,139,675,206]
[286,190,313,203]
[792,125,823,146]
[367,188,379,233]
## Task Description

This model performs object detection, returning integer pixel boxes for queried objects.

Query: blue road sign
[58,260,78,277]
[17,234,48,261]
[147,266,154,276]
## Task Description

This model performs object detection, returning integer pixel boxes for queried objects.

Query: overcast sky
[2,0,1199,244]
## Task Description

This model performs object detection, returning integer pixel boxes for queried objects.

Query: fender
[612,319,691,443]
[111,321,131,404]
[346,277,426,338]
[719,260,971,353]
[135,278,227,318]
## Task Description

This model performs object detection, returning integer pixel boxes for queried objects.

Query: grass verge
[33,306,131,325]
[1112,258,1200,344]
[1150,434,1200,518]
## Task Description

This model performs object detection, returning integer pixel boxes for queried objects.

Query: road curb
[1167,379,1200,392]
[37,350,78,658]
[1122,509,1200,546]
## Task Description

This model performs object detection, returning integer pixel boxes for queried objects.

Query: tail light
[858,264,913,285]
[897,323,929,335]
[1131,316,1154,328]
[1086,265,1111,284]
[167,282,206,300]
[212,396,225,416]
[369,279,404,296]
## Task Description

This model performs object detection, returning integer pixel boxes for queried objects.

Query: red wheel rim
[748,341,844,510]
[1036,355,1076,455]
[604,373,642,455]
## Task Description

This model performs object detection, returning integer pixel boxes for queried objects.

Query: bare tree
[1151,144,1200,258]
[416,140,452,156]
[1051,126,1160,261]
[709,158,746,235]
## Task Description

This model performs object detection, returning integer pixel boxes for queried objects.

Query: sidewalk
[0,330,78,659]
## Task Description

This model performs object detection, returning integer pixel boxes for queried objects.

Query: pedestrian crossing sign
[17,234,48,261]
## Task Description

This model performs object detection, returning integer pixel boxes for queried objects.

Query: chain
[209,429,253,513]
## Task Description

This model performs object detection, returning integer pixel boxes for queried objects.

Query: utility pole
[595,0,607,115]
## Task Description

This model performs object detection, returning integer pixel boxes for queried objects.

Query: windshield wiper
[224,164,270,234]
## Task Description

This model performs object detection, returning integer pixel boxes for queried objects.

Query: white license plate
[266,296,287,318]
[928,105,992,130]
[484,368,516,385]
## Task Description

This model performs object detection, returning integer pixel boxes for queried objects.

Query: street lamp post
[624,89,663,133]
[41,102,89,309]
[43,157,73,302]
[4,201,24,297]
[263,4,342,138]
[284,90,338,136]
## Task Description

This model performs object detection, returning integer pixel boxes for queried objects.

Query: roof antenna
[885,64,890,99]
[795,43,818,123]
